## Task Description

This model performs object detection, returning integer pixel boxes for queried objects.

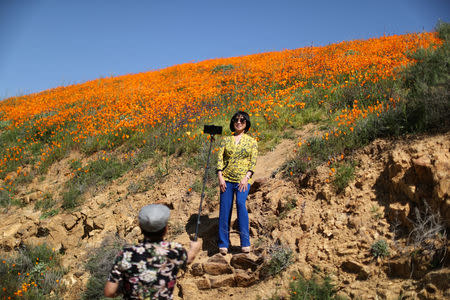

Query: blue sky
[0,0,448,99]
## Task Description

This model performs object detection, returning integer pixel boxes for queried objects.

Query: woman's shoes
[241,246,251,253]
[219,247,251,254]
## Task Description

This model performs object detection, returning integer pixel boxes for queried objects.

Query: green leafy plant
[40,209,59,220]
[278,197,297,219]
[190,179,203,193]
[371,239,390,258]
[34,192,55,211]
[262,243,293,277]
[288,274,347,300]
[265,274,347,300]
[168,222,185,238]
[154,161,169,179]
[127,181,146,195]
[370,205,383,220]
[332,160,356,193]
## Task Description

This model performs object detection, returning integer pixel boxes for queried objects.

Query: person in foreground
[104,204,202,299]
[217,111,258,255]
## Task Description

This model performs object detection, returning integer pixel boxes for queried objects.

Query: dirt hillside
[0,130,449,299]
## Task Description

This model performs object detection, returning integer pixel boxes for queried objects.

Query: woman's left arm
[238,138,258,192]
[247,138,258,175]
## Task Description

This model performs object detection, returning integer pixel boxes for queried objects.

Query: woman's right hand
[218,173,227,193]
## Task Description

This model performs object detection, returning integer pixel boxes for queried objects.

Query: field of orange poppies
[0,31,442,194]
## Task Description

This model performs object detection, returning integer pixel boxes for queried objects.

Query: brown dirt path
[253,124,317,181]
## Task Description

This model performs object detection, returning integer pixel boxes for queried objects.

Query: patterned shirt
[217,134,258,184]
[107,239,188,300]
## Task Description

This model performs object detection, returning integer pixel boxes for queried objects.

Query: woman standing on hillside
[217,111,258,255]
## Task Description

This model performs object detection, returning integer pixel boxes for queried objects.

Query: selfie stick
[194,125,222,241]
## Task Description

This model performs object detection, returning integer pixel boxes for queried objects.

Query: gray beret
[138,204,170,232]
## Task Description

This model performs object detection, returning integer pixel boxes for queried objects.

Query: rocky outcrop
[377,140,449,229]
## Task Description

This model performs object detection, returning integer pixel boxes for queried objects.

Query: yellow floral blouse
[217,134,258,184]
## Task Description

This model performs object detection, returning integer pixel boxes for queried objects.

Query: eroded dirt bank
[1,131,449,299]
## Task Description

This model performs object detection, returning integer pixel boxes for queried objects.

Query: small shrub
[283,137,326,176]
[190,179,203,193]
[253,236,270,250]
[0,187,14,208]
[90,158,129,181]
[370,205,383,220]
[205,185,218,202]
[168,222,184,238]
[262,243,293,277]
[127,181,145,195]
[34,192,55,211]
[40,209,59,220]
[371,239,390,258]
[288,274,347,300]
[408,201,447,268]
[83,235,127,300]
[154,159,170,180]
[278,197,297,219]
[136,142,156,162]
[332,160,356,193]
[62,185,84,210]
[265,274,346,300]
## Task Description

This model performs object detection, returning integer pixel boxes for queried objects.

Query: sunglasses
[234,117,246,124]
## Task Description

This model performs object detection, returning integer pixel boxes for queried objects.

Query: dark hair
[229,111,251,133]
[141,226,167,241]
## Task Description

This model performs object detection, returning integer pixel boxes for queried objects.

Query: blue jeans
[218,181,251,249]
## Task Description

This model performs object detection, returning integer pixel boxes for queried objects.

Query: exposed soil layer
[1,131,449,299]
